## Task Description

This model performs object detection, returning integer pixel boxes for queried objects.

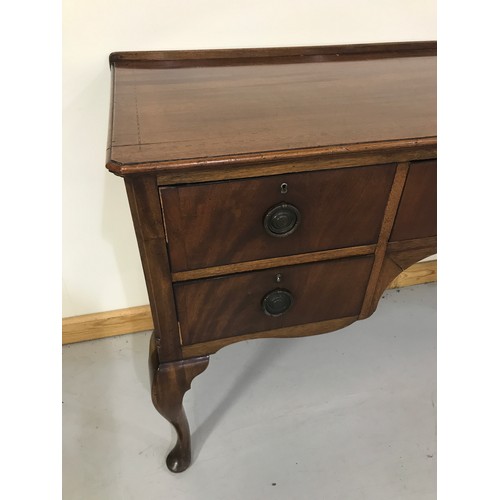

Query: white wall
[62,0,436,317]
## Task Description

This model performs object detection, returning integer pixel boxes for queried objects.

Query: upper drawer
[160,164,396,272]
[390,159,437,242]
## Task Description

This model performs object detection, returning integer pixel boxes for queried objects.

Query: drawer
[174,255,374,345]
[160,164,396,272]
[390,159,437,241]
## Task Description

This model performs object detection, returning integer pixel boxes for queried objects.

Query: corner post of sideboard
[124,174,183,362]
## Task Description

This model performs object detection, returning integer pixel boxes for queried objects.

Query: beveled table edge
[106,137,437,177]
[106,41,436,176]
[109,40,436,67]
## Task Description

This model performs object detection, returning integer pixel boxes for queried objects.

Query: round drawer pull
[262,289,293,317]
[263,203,301,237]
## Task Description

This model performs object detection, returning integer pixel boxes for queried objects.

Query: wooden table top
[107,42,436,175]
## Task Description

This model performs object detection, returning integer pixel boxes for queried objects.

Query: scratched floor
[63,284,436,500]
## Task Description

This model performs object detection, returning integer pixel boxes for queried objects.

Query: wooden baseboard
[389,258,437,289]
[62,260,436,345]
[62,305,153,345]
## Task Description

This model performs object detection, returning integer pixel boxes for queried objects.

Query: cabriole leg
[149,335,209,473]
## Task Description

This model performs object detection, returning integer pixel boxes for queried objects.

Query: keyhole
[280,182,288,194]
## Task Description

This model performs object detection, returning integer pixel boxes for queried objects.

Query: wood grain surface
[148,336,209,473]
[107,43,436,173]
[154,141,436,185]
[170,245,377,282]
[359,162,410,318]
[368,246,437,318]
[161,165,396,271]
[390,159,437,241]
[110,41,436,66]
[62,305,152,344]
[181,316,359,357]
[174,256,374,345]
[125,176,182,362]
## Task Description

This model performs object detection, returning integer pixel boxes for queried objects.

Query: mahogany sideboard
[105,41,437,473]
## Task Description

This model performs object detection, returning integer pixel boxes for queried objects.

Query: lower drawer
[174,255,374,345]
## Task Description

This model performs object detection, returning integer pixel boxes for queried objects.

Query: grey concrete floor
[63,284,436,500]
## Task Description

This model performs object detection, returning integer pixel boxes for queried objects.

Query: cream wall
[62,0,436,317]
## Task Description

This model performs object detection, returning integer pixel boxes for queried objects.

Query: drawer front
[390,159,437,241]
[174,255,374,345]
[160,164,396,272]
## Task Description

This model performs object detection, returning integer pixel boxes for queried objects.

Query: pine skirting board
[62,260,436,345]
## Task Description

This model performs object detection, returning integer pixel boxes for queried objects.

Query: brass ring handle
[262,289,293,317]
[263,203,301,237]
